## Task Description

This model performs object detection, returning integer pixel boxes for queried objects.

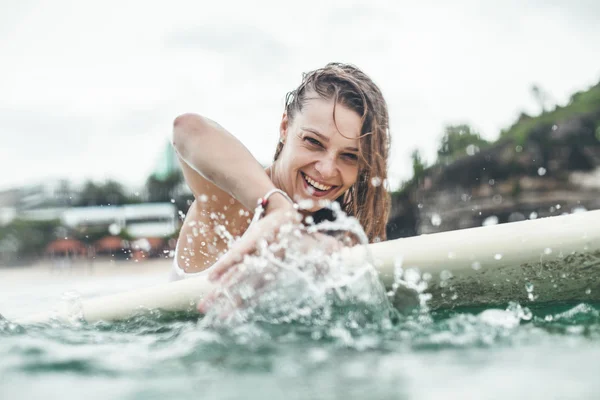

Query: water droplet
[515,145,523,152]
[544,315,554,322]
[393,257,403,285]
[170,198,176,203]
[537,167,546,176]
[482,215,499,226]
[430,213,442,227]
[304,216,314,224]
[552,124,558,131]
[199,194,208,203]
[417,203,423,209]
[297,199,315,210]
[404,268,421,285]
[586,288,591,295]
[488,179,495,185]
[471,261,482,270]
[440,270,453,281]
[556,204,561,210]
[370,177,382,187]
[544,247,552,255]
[525,282,534,293]
[492,194,503,204]
[494,253,503,260]
[451,292,458,300]
[529,211,538,220]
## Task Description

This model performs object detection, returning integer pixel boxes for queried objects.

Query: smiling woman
[274,64,391,239]
[171,62,392,309]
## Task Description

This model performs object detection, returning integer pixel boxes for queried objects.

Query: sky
[1,0,599,192]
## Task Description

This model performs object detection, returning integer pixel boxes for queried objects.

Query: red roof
[45,239,87,254]
[94,236,128,252]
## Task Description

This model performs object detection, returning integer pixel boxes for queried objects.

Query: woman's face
[275,95,362,211]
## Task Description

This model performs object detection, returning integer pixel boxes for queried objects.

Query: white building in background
[19,207,67,222]
[0,180,78,226]
[121,204,179,238]
[61,203,179,238]
[0,201,178,240]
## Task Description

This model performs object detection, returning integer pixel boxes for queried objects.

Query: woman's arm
[172,113,290,212]
[172,113,299,276]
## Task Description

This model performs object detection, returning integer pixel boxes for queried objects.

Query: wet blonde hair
[274,62,391,242]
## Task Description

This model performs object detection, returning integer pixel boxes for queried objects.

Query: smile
[301,172,337,195]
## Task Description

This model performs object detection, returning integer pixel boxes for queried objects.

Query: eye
[342,153,358,162]
[304,137,323,147]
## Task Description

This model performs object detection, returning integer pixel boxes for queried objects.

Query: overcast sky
[1,0,599,192]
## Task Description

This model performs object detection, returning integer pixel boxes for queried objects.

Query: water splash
[482,215,499,226]
[199,203,397,336]
[60,291,85,327]
[0,314,25,336]
[430,213,442,227]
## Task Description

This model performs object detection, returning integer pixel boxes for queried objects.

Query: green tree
[0,219,63,264]
[437,124,489,161]
[102,180,128,205]
[76,180,129,206]
[531,84,556,114]
[55,179,74,207]
[77,181,101,206]
[145,170,183,203]
[411,149,426,183]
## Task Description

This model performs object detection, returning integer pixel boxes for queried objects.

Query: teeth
[304,174,332,191]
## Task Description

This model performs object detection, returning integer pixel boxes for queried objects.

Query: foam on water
[198,202,399,337]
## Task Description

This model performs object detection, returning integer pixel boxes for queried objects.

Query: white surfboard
[16,210,600,324]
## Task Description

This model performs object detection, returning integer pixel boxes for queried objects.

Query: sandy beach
[0,257,173,321]
[0,257,172,281]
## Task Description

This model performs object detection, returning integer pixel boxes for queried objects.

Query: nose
[314,154,338,180]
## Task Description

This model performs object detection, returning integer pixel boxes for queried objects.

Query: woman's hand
[196,227,345,318]
[208,197,301,282]
[197,201,300,315]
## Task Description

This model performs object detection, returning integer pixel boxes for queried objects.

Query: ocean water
[2,262,600,399]
[1,289,599,399]
[2,213,600,399]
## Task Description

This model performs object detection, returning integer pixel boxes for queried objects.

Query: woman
[171,63,391,304]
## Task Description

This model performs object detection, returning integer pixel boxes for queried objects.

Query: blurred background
[1,0,599,268]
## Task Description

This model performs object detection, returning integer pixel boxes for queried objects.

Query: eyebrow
[301,127,359,152]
